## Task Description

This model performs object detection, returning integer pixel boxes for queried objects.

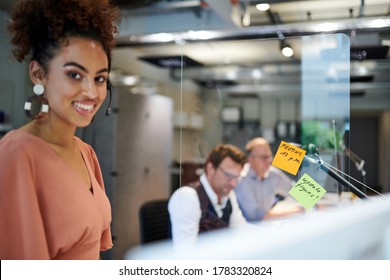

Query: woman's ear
[29,61,45,85]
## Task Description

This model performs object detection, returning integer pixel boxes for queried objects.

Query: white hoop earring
[24,84,49,119]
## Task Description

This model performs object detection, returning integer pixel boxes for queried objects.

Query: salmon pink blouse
[0,129,112,259]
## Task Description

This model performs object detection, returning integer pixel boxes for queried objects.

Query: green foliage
[301,120,342,151]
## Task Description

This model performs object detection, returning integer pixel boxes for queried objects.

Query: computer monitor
[126,194,390,260]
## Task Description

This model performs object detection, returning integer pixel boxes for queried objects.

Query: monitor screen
[126,194,390,260]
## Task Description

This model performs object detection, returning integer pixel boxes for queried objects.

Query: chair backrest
[139,199,171,244]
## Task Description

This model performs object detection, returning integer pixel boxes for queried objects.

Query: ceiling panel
[1,0,389,107]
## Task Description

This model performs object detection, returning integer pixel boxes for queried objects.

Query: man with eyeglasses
[168,144,248,248]
[234,137,297,222]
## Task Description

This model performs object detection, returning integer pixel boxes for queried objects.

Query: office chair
[139,199,171,244]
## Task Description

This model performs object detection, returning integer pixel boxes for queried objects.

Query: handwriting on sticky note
[289,173,327,209]
[272,141,306,175]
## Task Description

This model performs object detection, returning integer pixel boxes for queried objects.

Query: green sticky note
[289,173,327,209]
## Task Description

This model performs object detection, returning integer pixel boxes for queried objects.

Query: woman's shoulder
[0,129,40,152]
[0,129,48,167]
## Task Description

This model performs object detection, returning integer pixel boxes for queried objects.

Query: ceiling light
[226,71,237,80]
[282,45,294,57]
[280,41,294,57]
[148,32,175,43]
[123,76,139,86]
[251,69,262,79]
[256,3,270,12]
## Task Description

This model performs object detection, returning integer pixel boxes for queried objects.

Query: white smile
[73,102,94,112]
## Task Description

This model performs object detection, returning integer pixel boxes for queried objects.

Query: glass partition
[176,33,354,200]
[300,34,351,195]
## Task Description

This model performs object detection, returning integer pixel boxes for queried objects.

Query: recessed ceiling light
[256,3,270,12]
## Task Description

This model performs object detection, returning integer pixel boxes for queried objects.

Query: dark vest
[190,181,232,233]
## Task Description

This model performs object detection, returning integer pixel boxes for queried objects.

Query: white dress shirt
[168,173,247,248]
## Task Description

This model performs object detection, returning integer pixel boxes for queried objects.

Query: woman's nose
[82,79,98,98]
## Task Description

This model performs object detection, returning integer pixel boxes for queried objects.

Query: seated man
[168,144,247,248]
[235,137,298,222]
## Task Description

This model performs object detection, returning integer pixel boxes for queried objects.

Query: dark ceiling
[114,0,161,8]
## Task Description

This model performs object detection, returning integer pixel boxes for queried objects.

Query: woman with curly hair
[0,0,120,259]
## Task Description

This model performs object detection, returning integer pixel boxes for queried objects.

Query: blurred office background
[1,0,390,259]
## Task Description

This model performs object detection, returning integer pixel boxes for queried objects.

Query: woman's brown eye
[96,76,106,83]
[68,72,81,79]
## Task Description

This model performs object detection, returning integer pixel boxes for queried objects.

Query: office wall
[198,87,299,151]
[112,91,173,259]
[0,10,28,132]
[159,82,204,162]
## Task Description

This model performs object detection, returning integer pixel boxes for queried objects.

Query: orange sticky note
[272,140,306,175]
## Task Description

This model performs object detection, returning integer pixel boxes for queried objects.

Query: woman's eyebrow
[63,62,108,74]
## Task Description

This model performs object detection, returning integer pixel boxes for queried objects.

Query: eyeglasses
[218,166,241,181]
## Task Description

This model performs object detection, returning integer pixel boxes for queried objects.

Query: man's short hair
[206,144,246,169]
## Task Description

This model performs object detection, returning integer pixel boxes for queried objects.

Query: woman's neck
[22,119,77,148]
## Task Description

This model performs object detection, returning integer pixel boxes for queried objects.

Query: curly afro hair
[8,0,120,71]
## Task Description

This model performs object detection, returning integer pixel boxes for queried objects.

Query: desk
[263,197,304,220]
[263,192,361,221]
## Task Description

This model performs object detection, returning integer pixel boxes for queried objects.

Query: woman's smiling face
[38,37,109,127]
